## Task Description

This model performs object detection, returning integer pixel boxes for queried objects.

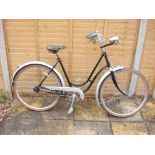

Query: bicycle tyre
[98,68,149,117]
[13,63,63,111]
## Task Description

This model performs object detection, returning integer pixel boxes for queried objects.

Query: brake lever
[90,39,98,44]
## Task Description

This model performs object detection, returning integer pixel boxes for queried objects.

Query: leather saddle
[46,45,66,54]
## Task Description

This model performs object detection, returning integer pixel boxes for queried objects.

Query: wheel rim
[14,64,62,111]
[99,68,148,117]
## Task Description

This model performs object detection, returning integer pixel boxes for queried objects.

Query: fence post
[0,20,12,98]
[153,88,155,100]
[129,19,148,96]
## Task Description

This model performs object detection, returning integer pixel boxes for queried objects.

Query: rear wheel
[13,64,63,111]
[98,68,149,117]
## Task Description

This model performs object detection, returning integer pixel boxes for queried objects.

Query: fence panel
[140,19,155,94]
[3,19,139,96]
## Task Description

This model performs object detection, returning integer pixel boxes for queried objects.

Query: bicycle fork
[110,70,127,96]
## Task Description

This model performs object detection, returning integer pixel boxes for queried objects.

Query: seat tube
[59,58,72,86]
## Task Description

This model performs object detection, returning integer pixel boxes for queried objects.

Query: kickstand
[68,94,76,114]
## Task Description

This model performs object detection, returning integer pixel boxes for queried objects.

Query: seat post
[55,53,63,68]
[56,53,61,61]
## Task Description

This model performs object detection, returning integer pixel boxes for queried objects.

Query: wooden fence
[0,19,155,97]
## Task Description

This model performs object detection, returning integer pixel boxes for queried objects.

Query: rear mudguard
[12,61,65,87]
[95,66,124,106]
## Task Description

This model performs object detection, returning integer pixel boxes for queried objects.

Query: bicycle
[12,31,149,117]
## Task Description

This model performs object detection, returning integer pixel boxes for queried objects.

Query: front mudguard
[95,66,124,106]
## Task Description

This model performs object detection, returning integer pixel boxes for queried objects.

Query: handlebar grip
[86,32,98,39]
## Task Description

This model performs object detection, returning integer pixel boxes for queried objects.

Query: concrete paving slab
[146,122,155,135]
[74,121,112,135]
[9,99,28,117]
[10,99,73,120]
[141,102,155,122]
[74,100,108,121]
[111,122,149,135]
[32,120,74,135]
[0,117,74,135]
[57,120,74,135]
[109,112,143,122]
[42,99,73,120]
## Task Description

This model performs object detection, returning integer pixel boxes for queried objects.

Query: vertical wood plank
[34,19,40,61]
[34,20,42,83]
[102,19,107,66]
[69,19,73,80]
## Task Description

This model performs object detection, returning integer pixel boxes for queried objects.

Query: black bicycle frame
[36,39,127,96]
[46,51,111,93]
[37,46,126,96]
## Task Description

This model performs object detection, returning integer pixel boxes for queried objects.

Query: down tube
[83,65,108,93]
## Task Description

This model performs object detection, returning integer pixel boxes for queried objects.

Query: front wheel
[98,68,149,117]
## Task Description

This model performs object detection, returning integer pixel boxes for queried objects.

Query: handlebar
[86,31,119,47]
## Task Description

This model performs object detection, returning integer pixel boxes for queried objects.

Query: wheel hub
[33,86,40,93]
